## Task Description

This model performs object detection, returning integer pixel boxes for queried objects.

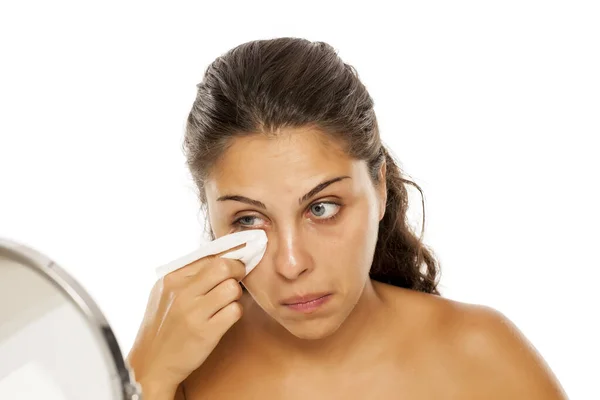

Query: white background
[1,1,598,398]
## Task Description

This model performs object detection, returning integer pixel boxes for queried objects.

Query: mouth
[281,293,333,313]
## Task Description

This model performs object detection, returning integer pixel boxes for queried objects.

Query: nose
[271,225,313,281]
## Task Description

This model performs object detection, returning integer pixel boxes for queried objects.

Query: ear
[377,161,387,221]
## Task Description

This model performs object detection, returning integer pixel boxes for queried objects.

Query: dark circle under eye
[311,203,326,217]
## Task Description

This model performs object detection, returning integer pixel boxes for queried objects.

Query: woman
[127,38,567,399]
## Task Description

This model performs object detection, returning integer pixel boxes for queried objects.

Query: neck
[240,279,388,365]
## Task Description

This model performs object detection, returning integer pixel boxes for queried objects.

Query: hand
[127,248,246,393]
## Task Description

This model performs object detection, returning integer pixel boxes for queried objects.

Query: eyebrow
[217,176,351,209]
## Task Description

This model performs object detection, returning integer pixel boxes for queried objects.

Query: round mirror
[0,238,142,400]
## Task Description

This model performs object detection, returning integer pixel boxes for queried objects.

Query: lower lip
[283,294,332,313]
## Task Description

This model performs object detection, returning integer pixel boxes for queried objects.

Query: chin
[279,315,345,340]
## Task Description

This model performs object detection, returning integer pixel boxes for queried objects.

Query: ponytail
[369,147,441,295]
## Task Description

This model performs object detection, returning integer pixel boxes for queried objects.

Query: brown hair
[183,37,441,295]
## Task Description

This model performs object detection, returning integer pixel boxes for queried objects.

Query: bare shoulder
[376,282,568,399]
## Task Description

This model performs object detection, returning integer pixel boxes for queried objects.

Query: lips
[281,292,331,305]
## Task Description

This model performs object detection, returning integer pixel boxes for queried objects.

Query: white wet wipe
[155,230,268,280]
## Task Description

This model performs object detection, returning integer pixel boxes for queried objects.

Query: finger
[207,301,243,338]
[194,278,243,319]
[161,245,246,292]
[186,257,246,296]
[169,243,247,279]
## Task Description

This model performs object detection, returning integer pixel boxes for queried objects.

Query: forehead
[207,127,355,193]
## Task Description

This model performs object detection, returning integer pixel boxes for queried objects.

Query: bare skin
[130,126,566,399]
[183,282,566,399]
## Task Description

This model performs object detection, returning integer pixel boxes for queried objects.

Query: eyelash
[232,201,342,228]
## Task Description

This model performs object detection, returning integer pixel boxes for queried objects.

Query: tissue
[155,230,268,279]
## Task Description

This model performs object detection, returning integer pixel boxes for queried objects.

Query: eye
[309,202,340,219]
[234,215,266,228]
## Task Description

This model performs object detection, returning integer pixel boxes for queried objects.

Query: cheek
[240,262,274,307]
[241,265,268,290]
[335,206,379,274]
[310,200,380,279]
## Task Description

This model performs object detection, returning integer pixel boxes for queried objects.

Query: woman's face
[204,127,386,339]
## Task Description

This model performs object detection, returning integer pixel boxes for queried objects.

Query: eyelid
[309,198,341,210]
[309,196,341,206]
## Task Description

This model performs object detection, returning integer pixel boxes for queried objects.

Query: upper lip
[281,292,331,305]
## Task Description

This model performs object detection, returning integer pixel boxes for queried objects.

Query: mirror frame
[0,238,142,400]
